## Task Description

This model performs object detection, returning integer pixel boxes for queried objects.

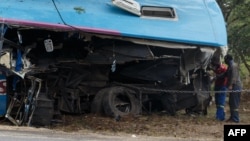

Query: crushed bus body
[0,0,227,126]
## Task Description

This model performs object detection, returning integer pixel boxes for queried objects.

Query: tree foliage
[217,0,250,74]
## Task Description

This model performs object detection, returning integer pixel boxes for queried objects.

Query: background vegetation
[217,0,250,80]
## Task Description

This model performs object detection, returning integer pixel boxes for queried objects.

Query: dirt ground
[1,88,249,140]
[46,91,250,140]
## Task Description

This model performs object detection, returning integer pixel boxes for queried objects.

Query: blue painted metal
[0,0,227,47]
[0,73,7,116]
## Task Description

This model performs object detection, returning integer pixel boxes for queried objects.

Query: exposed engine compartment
[1,27,214,126]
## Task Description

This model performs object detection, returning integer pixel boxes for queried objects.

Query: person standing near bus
[211,61,228,121]
[224,54,242,123]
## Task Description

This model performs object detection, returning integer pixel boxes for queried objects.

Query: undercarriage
[0,27,213,126]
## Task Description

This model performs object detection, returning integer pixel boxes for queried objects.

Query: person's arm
[226,64,235,89]
[215,72,226,79]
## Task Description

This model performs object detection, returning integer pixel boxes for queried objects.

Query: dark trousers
[214,86,226,121]
[229,85,241,122]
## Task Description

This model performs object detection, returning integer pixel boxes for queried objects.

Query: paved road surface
[0,125,221,141]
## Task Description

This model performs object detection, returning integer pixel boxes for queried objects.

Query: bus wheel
[102,86,141,118]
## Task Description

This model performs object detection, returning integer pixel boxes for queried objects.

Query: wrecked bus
[0,0,227,126]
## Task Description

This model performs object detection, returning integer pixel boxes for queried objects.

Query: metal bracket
[5,76,42,126]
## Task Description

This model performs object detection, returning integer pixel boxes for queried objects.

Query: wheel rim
[114,92,132,113]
